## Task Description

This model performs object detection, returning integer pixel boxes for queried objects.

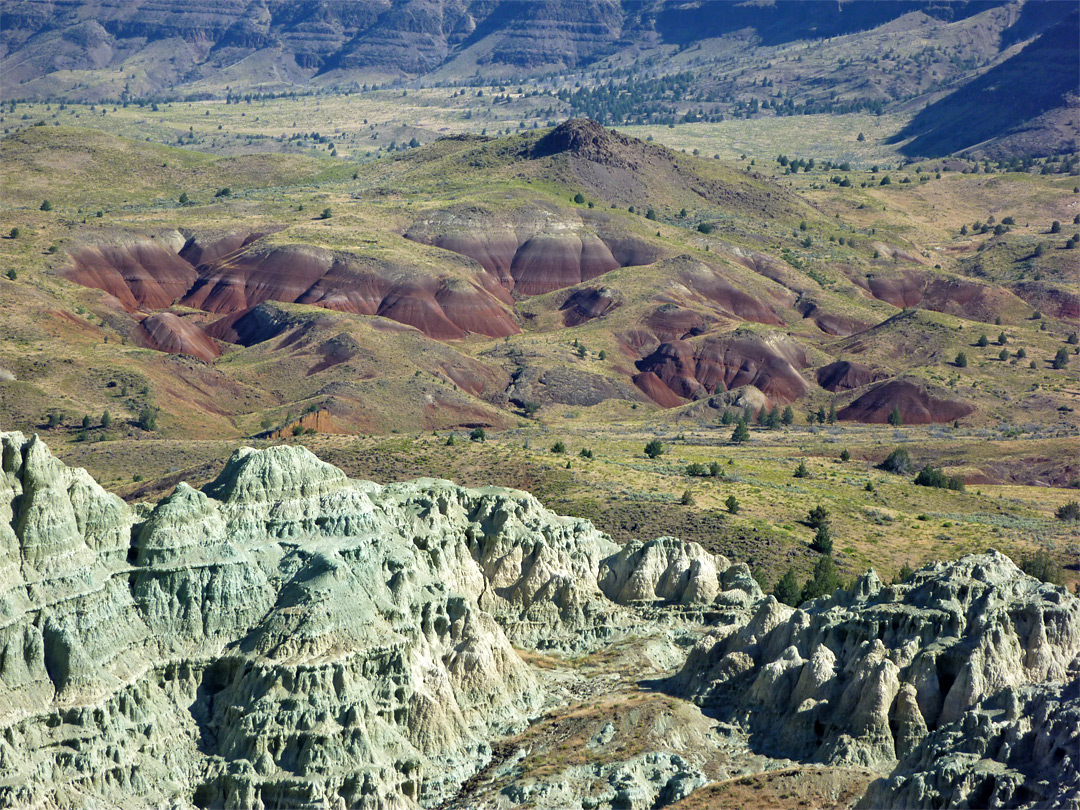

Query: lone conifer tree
[731,419,750,443]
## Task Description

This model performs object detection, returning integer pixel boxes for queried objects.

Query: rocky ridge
[0,431,755,808]
[672,553,1080,807]
[858,678,1080,809]
[0,431,1077,809]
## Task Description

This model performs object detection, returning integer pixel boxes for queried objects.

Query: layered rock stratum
[1,431,1076,809]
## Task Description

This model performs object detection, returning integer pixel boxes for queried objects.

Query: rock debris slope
[0,432,751,809]
[1,431,1077,809]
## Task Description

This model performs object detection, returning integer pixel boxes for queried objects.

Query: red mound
[561,287,618,326]
[862,271,1029,323]
[636,337,809,404]
[617,329,661,357]
[437,357,509,398]
[179,230,270,267]
[867,273,924,309]
[68,233,521,356]
[134,313,221,361]
[185,248,519,340]
[645,305,706,342]
[679,264,784,326]
[730,248,807,293]
[376,282,465,340]
[510,232,619,296]
[296,261,389,316]
[632,371,684,408]
[66,242,197,311]
[797,302,870,337]
[816,361,888,392]
[920,277,1028,323]
[813,313,869,337]
[602,235,664,268]
[181,245,333,313]
[425,231,520,289]
[837,379,975,424]
[434,279,519,337]
[406,208,663,298]
[1010,282,1079,321]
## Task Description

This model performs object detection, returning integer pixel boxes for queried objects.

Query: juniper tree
[773,568,801,606]
[731,419,750,444]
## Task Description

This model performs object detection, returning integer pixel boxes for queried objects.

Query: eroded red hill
[134,312,222,362]
[838,378,975,424]
[645,304,707,342]
[405,204,664,296]
[634,335,810,405]
[65,235,520,350]
[797,302,871,337]
[816,360,888,392]
[855,270,1031,323]
[632,371,685,408]
[67,241,197,311]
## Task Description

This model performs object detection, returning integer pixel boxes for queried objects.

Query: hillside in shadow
[891,9,1079,157]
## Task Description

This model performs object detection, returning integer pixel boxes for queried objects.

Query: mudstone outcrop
[672,554,1080,808]
[0,431,1076,809]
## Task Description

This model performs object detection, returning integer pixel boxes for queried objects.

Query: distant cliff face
[3,1,1075,156]
[0,0,635,92]
[1,0,1065,94]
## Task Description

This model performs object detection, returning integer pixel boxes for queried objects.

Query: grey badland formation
[1,430,1077,809]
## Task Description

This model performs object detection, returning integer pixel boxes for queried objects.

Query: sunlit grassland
[53,424,1080,595]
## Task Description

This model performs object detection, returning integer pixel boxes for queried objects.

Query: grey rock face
[497,751,708,810]
[0,432,745,809]
[3,431,1077,810]
[598,536,761,609]
[858,678,1080,810]
[672,555,1080,780]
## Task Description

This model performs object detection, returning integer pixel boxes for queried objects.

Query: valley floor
[55,425,1080,594]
